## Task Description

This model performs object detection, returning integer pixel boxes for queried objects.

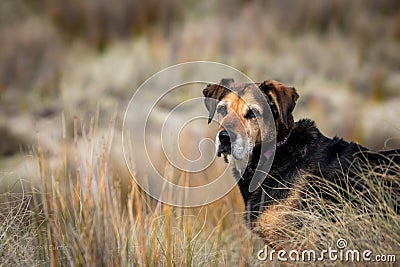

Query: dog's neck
[234,128,292,202]
[263,130,292,160]
[276,120,293,141]
[235,119,320,204]
[239,126,293,178]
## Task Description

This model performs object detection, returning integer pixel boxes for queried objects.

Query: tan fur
[217,88,270,148]
[251,178,306,249]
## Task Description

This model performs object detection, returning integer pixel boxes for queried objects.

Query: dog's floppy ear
[259,80,299,128]
[203,78,234,123]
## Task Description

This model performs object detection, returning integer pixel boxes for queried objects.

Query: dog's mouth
[217,143,231,163]
[217,143,231,156]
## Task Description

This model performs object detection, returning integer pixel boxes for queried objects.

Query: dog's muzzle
[217,129,236,157]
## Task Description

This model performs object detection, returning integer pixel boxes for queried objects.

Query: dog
[203,78,400,248]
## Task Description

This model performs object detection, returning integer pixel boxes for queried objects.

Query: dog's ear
[203,78,234,123]
[259,80,299,128]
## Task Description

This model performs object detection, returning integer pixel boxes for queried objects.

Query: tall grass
[266,162,400,254]
[0,190,38,265]
[0,115,262,266]
[0,2,400,264]
[1,115,399,265]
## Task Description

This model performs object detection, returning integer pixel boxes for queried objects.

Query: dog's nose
[219,129,236,144]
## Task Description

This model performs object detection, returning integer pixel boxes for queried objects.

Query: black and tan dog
[203,78,400,247]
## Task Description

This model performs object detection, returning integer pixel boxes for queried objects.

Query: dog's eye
[217,105,227,116]
[244,109,258,120]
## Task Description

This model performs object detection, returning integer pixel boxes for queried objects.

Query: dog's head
[203,78,299,162]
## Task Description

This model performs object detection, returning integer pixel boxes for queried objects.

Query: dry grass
[0,191,38,265]
[0,115,263,266]
[1,0,400,265]
[269,163,400,253]
[0,115,399,266]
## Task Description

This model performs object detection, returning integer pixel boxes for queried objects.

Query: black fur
[235,118,400,225]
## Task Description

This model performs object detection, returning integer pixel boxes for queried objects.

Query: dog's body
[203,79,400,247]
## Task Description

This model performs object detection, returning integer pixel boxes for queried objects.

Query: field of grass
[1,116,400,266]
[1,113,400,266]
[1,0,400,266]
[0,117,263,266]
